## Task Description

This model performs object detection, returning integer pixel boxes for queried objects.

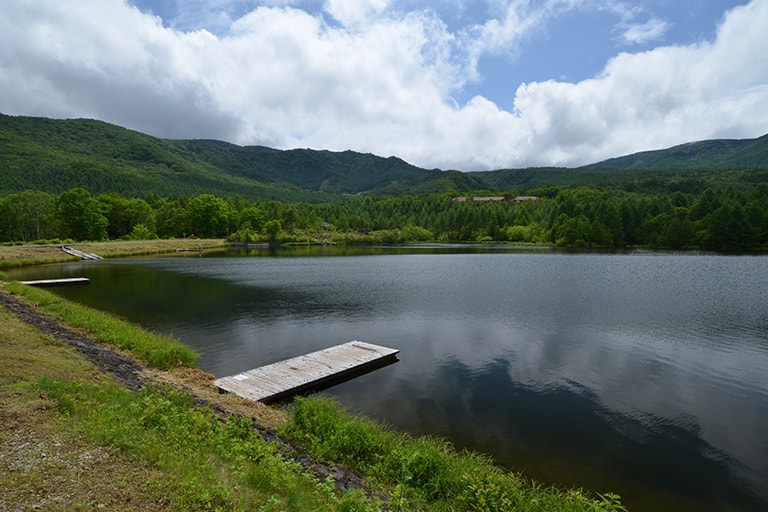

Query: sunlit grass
[282,396,627,512]
[37,379,369,511]
[2,267,629,511]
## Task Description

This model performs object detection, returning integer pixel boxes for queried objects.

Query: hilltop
[1,112,766,200]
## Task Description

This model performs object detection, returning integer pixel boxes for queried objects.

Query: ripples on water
[9,250,768,511]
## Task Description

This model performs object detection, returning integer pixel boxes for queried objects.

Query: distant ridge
[1,112,766,199]
[581,133,768,170]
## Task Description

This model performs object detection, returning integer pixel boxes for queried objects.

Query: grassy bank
[0,291,372,511]
[1,248,628,511]
[5,282,197,370]
[282,397,626,512]
[0,239,226,268]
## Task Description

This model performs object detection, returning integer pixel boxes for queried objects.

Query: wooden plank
[214,340,399,403]
[20,278,90,287]
[60,246,102,260]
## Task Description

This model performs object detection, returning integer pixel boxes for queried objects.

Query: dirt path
[0,289,373,495]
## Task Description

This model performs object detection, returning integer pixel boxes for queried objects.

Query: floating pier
[214,341,399,403]
[20,277,90,287]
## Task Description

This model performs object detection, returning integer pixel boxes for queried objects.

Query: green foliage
[98,193,156,239]
[57,188,108,241]
[127,223,158,240]
[238,205,265,232]
[583,134,768,170]
[286,396,391,468]
[2,184,767,251]
[1,112,767,251]
[228,226,258,243]
[37,380,365,511]
[3,113,764,203]
[186,194,233,238]
[263,219,282,242]
[282,396,628,512]
[0,190,58,242]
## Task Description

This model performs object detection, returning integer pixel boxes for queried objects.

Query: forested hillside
[583,134,768,170]
[0,113,446,199]
[2,113,767,200]
[2,113,768,252]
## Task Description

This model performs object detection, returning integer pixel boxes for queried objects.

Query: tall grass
[5,282,197,369]
[282,396,627,512]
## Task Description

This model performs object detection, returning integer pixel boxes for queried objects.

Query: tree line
[1,185,767,252]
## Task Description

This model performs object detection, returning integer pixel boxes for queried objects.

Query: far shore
[0,239,227,268]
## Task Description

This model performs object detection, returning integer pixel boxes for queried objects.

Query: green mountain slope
[581,134,768,170]
[0,113,453,199]
[0,113,317,200]
[2,113,767,201]
[171,140,435,194]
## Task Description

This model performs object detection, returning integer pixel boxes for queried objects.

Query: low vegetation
[1,275,628,511]
[0,296,372,511]
[5,282,197,369]
[0,239,225,269]
[282,396,626,512]
[0,301,168,511]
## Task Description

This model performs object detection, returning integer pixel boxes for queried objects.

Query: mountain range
[1,112,766,200]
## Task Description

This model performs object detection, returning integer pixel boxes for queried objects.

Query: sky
[1,0,766,171]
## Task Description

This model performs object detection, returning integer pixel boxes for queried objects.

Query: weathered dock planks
[20,277,90,287]
[214,340,399,403]
[60,246,103,260]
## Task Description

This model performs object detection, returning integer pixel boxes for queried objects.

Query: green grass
[2,281,629,511]
[282,396,627,512]
[5,282,198,369]
[37,379,379,511]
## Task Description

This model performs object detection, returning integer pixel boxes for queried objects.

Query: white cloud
[323,0,391,27]
[618,17,670,45]
[511,0,768,166]
[0,0,766,171]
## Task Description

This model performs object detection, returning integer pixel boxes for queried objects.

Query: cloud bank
[0,0,766,170]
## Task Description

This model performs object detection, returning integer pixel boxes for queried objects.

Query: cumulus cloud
[0,0,765,171]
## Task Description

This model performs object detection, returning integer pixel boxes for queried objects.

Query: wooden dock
[214,341,399,403]
[60,246,102,260]
[20,277,90,287]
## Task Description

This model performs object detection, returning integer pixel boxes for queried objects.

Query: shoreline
[0,239,227,268]
[1,239,630,511]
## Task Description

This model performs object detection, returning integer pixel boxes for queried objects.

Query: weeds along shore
[0,242,627,511]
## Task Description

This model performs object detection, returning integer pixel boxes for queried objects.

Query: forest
[2,184,767,253]
[2,114,767,252]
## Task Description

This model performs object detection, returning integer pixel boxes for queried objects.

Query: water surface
[9,249,768,511]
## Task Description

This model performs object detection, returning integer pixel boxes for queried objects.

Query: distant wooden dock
[60,246,102,260]
[214,341,399,403]
[20,278,90,287]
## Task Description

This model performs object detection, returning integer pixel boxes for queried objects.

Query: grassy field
[1,241,628,511]
[0,239,226,268]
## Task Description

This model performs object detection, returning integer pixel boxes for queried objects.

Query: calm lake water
[8,247,768,511]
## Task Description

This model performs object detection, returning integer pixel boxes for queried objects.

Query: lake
[7,247,768,511]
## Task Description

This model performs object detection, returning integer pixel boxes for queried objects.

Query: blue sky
[1,0,766,170]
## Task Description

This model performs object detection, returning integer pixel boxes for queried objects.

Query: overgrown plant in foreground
[5,282,197,369]
[282,396,627,512]
[37,379,379,511]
